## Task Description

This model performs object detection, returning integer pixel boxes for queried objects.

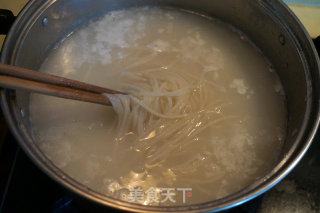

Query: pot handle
[0,9,15,35]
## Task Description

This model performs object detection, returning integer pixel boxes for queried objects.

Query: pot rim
[1,0,320,212]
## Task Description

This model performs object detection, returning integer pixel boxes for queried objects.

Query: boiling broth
[29,7,286,205]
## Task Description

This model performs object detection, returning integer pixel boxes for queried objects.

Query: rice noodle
[105,54,234,164]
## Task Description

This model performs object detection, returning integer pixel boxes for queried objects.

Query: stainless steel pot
[1,0,320,212]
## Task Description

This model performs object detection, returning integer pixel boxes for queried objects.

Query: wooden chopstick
[0,75,111,105]
[0,64,121,94]
[0,64,124,106]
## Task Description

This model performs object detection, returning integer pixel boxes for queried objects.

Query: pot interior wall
[1,0,316,210]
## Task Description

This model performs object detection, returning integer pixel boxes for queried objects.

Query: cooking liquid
[29,7,286,205]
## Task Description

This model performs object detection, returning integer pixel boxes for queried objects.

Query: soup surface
[30,7,286,205]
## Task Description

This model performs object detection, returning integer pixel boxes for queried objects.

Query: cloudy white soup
[30,7,286,205]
